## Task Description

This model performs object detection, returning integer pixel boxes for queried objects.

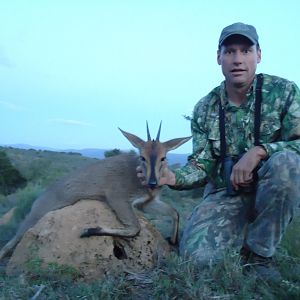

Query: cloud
[49,118,94,127]
[0,100,27,111]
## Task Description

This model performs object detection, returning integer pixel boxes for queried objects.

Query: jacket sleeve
[172,98,218,190]
[261,81,300,156]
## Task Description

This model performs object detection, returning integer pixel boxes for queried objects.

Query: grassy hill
[0,147,299,299]
[1,146,98,184]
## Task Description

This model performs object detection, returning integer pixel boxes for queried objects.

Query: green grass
[1,252,299,299]
[280,214,300,258]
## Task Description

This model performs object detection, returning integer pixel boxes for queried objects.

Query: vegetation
[0,146,299,299]
[104,148,122,157]
[104,149,137,158]
[0,150,27,195]
[1,147,97,185]
[1,251,299,299]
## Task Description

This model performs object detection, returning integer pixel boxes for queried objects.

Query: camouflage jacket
[174,73,300,189]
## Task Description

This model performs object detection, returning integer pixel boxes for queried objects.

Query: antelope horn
[146,121,151,141]
[156,121,162,141]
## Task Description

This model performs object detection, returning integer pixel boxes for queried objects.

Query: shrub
[0,151,27,195]
[104,148,122,157]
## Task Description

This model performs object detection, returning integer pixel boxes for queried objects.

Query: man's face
[217,36,261,88]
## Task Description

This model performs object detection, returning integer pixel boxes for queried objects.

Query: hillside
[0,146,98,185]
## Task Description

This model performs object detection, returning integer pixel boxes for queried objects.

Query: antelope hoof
[80,227,103,238]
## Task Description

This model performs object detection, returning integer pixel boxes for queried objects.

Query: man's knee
[256,150,300,209]
[258,150,300,180]
[267,150,300,169]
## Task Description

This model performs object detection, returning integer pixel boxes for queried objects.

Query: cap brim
[219,33,256,47]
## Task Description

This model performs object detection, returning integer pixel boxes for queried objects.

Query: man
[143,22,300,278]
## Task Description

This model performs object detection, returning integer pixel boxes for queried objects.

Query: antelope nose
[148,180,157,189]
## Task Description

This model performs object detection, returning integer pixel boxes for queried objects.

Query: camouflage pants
[179,151,300,265]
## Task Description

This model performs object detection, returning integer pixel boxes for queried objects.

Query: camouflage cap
[218,22,259,47]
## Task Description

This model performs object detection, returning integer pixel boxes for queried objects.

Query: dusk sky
[1,0,300,154]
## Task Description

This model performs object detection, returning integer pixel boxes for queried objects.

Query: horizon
[1,142,189,166]
[1,1,300,154]
[1,142,190,154]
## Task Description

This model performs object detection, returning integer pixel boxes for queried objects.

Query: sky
[1,0,300,154]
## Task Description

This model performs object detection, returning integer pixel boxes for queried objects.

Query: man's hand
[230,146,267,191]
[136,166,176,187]
[136,166,147,186]
[158,167,176,186]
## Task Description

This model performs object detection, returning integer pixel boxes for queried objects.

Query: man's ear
[217,49,221,65]
[257,48,262,64]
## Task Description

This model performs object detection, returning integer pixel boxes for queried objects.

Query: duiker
[0,123,191,260]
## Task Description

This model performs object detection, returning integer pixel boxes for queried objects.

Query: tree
[0,150,27,195]
[104,148,122,158]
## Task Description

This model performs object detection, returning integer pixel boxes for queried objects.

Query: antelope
[0,123,191,261]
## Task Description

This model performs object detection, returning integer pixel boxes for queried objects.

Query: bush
[0,151,27,195]
[104,148,122,157]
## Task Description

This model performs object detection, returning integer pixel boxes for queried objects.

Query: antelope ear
[163,136,192,152]
[119,128,146,149]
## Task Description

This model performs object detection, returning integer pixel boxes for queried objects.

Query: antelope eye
[140,156,146,162]
[161,157,166,162]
